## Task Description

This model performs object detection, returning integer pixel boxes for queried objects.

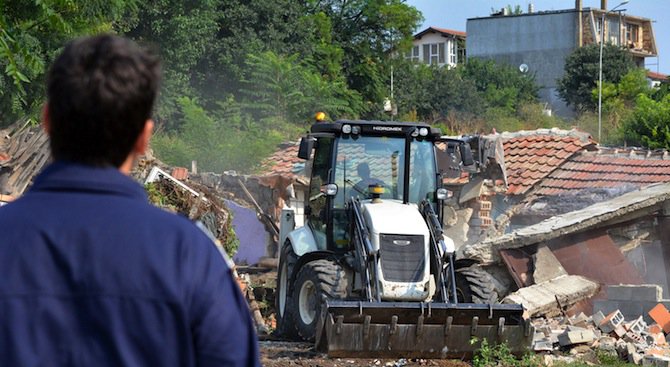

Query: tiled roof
[260,142,303,178]
[502,129,596,195]
[415,26,466,39]
[647,70,668,81]
[536,150,670,196]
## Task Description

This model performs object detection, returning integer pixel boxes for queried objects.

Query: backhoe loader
[275,119,533,358]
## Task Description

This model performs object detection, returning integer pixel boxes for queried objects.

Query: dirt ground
[259,341,471,367]
[246,268,472,367]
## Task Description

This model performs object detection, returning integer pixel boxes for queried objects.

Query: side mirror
[298,136,314,160]
[436,188,453,201]
[321,183,338,196]
[460,142,475,166]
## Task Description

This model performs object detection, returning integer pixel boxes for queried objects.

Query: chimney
[601,0,607,10]
[528,3,534,13]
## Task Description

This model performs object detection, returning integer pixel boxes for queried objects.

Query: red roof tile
[536,149,670,196]
[647,70,668,81]
[501,129,595,195]
[261,142,304,178]
[415,26,466,39]
[171,167,188,181]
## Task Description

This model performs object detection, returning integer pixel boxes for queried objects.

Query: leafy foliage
[591,68,653,144]
[151,97,286,173]
[471,338,539,367]
[622,94,670,149]
[557,44,635,112]
[310,0,423,112]
[461,58,539,113]
[242,52,363,123]
[391,57,554,135]
[0,0,137,127]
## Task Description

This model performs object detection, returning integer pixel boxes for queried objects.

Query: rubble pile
[236,268,277,337]
[533,304,670,366]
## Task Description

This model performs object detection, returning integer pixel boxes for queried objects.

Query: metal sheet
[548,230,643,315]
[500,247,536,288]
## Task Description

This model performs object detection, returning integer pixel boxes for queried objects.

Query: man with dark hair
[0,35,259,366]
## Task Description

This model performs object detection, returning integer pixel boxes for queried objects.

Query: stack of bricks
[470,195,493,228]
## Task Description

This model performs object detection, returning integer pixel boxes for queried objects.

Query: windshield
[332,136,437,208]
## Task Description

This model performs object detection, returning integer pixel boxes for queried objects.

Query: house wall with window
[407,27,465,68]
[466,6,657,118]
[585,10,657,67]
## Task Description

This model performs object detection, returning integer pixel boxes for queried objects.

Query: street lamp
[598,0,629,143]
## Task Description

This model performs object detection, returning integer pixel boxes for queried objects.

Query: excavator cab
[277,119,533,358]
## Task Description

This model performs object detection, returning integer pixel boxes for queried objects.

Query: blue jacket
[0,162,259,366]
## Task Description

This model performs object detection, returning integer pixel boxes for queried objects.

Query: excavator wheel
[290,259,348,341]
[275,240,298,339]
[455,263,498,304]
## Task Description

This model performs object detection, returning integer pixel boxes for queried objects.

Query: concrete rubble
[502,275,599,318]
[532,287,670,366]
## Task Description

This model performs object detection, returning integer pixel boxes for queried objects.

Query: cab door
[306,137,334,250]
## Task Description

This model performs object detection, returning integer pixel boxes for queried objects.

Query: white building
[406,27,466,68]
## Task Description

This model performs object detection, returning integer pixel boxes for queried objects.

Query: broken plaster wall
[193,172,283,258]
[613,219,668,296]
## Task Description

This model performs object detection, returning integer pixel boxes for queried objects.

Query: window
[608,18,620,45]
[596,18,603,43]
[307,137,333,250]
[626,23,639,46]
[449,41,457,65]
[430,43,439,64]
[405,45,420,62]
[422,43,445,65]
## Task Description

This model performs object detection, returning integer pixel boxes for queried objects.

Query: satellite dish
[519,63,529,73]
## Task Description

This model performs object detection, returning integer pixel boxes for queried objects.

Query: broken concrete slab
[460,182,670,265]
[559,328,596,347]
[533,244,568,284]
[502,275,599,318]
[443,208,472,248]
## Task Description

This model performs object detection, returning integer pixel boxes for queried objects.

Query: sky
[406,0,669,75]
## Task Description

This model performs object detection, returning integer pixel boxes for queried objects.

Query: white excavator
[275,118,532,358]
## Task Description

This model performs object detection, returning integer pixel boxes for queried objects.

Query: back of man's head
[47,34,161,167]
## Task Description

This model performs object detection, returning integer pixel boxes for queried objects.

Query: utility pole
[598,1,629,143]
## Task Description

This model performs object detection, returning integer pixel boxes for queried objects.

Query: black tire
[274,241,298,339]
[289,259,348,342]
[455,264,498,304]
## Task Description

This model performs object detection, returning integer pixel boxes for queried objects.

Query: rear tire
[455,264,498,304]
[275,241,298,338]
[289,259,348,342]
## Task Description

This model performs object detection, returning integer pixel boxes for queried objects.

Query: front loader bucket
[315,300,533,359]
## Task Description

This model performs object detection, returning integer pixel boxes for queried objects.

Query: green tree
[152,97,286,173]
[557,44,635,112]
[392,60,483,123]
[0,0,136,126]
[309,0,423,113]
[123,0,219,127]
[593,68,652,144]
[189,0,315,110]
[622,94,670,150]
[242,51,362,123]
[460,58,538,114]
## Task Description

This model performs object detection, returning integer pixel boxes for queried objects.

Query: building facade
[466,1,657,117]
[406,27,466,68]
